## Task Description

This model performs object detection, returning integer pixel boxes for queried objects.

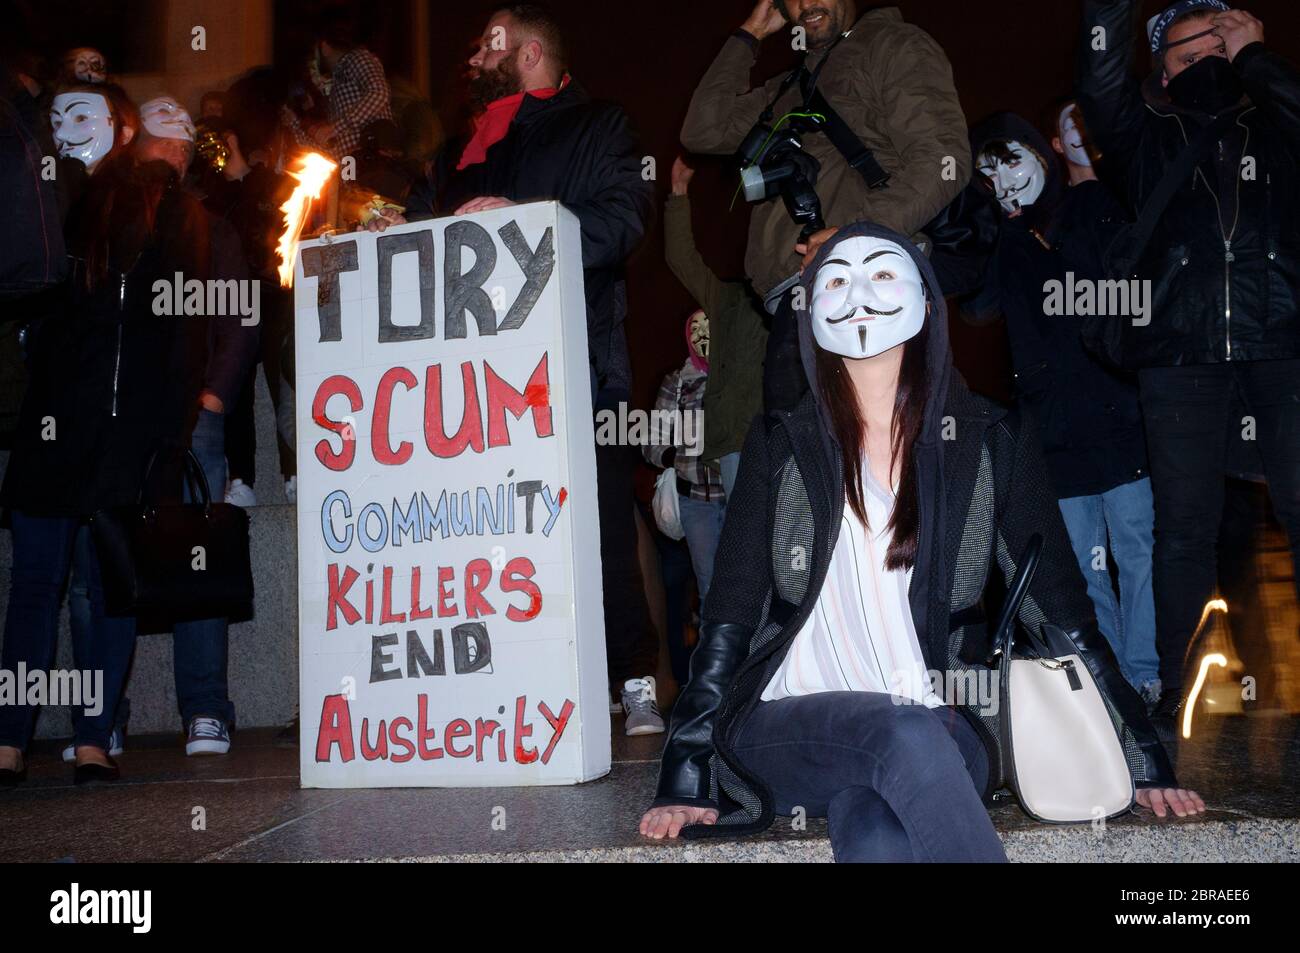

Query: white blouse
[761,467,940,707]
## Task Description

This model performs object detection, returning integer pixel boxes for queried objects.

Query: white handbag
[992,535,1135,824]
[652,466,685,540]
[650,375,686,541]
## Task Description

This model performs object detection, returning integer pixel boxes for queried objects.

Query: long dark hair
[815,318,930,571]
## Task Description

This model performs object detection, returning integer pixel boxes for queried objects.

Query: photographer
[681,0,970,411]
[1077,0,1300,722]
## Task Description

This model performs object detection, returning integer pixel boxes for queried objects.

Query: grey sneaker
[1139,679,1163,714]
[186,717,231,756]
[621,677,664,736]
[61,727,125,763]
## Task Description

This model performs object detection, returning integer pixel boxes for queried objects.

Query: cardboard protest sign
[293,201,610,788]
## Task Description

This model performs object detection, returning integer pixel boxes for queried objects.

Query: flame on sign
[277,152,338,288]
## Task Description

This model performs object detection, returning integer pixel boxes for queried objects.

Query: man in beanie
[680,0,969,414]
[1077,2,1300,723]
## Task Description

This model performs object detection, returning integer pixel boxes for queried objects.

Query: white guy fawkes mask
[140,96,196,142]
[50,91,115,171]
[1058,104,1092,168]
[976,140,1046,215]
[64,47,107,84]
[810,235,926,359]
[688,311,709,359]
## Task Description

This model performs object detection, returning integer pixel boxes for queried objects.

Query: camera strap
[757,31,891,190]
[804,87,891,189]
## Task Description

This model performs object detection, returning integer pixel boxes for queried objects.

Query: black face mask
[1167,55,1245,114]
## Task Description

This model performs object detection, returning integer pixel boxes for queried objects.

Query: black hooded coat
[967,113,1148,500]
[651,222,1176,838]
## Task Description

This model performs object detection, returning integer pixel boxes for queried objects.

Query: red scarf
[457,76,567,171]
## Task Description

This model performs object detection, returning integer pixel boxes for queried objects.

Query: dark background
[10,0,1300,408]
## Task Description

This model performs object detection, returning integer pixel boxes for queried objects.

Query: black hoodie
[796,221,953,645]
[968,113,1148,500]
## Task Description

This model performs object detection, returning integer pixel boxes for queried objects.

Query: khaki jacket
[681,8,971,297]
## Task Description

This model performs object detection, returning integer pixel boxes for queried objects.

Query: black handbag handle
[987,534,1043,664]
[138,448,213,511]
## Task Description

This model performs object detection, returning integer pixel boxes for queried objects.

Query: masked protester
[131,96,257,758]
[368,3,658,735]
[1077,1,1300,723]
[664,156,768,499]
[679,0,970,415]
[643,309,727,595]
[0,91,211,784]
[965,111,1160,708]
[640,224,1201,857]
[57,46,108,86]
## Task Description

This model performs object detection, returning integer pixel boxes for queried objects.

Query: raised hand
[1211,10,1264,61]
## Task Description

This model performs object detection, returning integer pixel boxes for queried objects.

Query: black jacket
[1077,0,1300,368]
[2,161,253,518]
[406,79,654,391]
[652,222,1176,837]
[966,113,1148,499]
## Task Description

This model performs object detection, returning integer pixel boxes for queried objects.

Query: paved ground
[2,712,1296,863]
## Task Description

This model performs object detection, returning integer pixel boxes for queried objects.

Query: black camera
[735,113,827,242]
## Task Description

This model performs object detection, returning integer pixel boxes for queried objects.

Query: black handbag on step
[90,449,254,619]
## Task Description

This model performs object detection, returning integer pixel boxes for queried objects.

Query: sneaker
[284,475,298,504]
[1138,679,1162,714]
[225,478,257,508]
[186,717,231,756]
[61,727,126,763]
[609,691,623,715]
[620,677,664,736]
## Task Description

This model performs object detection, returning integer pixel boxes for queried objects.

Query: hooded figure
[967,113,1146,503]
[648,222,1181,855]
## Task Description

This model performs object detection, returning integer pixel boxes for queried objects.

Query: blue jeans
[719,452,742,500]
[677,493,726,604]
[172,408,235,727]
[0,512,137,751]
[1058,477,1160,688]
[68,526,131,734]
[732,692,1007,862]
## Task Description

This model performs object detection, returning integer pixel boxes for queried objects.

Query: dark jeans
[68,525,131,734]
[225,287,295,486]
[732,692,1007,863]
[0,512,137,751]
[1138,360,1300,690]
[595,391,659,690]
[172,408,235,727]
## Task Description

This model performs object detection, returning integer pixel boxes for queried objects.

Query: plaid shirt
[643,363,725,502]
[288,47,393,159]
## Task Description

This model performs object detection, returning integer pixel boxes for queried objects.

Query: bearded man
[368,3,660,733]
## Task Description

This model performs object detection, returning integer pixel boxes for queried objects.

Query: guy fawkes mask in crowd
[810,235,927,359]
[976,139,1047,216]
[1057,104,1092,168]
[49,91,116,170]
[63,47,108,84]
